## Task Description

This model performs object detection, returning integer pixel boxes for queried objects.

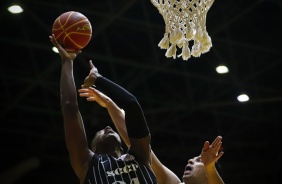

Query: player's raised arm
[49,34,92,182]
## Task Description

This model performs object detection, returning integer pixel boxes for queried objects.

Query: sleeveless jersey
[84,153,158,184]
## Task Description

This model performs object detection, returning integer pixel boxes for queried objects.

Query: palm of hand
[201,136,223,168]
[201,141,218,168]
[201,147,216,167]
[49,35,80,61]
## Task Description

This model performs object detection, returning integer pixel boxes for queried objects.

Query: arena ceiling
[0,0,281,183]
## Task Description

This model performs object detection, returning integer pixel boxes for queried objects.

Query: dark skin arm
[49,35,93,184]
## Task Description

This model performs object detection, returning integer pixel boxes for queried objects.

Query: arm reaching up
[79,87,129,146]
[78,87,181,184]
[201,136,225,184]
[49,34,93,183]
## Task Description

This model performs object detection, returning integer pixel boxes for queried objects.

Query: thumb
[202,141,210,151]
[89,60,94,69]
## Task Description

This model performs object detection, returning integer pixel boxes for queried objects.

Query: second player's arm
[79,87,181,184]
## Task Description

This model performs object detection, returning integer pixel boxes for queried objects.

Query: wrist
[204,164,216,172]
[91,74,102,86]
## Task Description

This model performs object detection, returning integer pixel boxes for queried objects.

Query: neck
[96,148,121,158]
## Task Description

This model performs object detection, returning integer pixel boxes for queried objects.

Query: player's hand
[82,60,101,88]
[78,87,110,108]
[201,136,224,169]
[49,34,81,61]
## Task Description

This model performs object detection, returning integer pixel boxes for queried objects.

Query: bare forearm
[60,60,77,106]
[206,166,225,184]
[151,151,181,184]
[60,60,88,151]
[106,100,130,147]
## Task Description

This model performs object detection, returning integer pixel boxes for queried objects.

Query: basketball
[52,11,92,51]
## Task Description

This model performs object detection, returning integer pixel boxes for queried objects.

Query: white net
[150,0,215,60]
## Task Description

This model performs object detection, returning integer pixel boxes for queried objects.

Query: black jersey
[84,153,158,184]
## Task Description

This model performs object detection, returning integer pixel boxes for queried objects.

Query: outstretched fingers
[49,34,81,60]
[49,34,64,52]
[211,136,222,148]
[211,136,224,161]
[215,150,224,161]
[78,87,109,108]
[202,141,210,152]
[211,136,222,145]
[78,88,96,101]
[201,136,224,167]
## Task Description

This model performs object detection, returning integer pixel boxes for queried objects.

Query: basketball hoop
[150,0,215,60]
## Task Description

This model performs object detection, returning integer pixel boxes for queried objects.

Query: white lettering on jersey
[106,164,139,176]
[112,178,140,184]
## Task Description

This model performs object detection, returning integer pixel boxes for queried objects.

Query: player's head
[182,156,208,184]
[91,126,123,157]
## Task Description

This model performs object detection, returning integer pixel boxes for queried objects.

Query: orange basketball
[52,11,92,51]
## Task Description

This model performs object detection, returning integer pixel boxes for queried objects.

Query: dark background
[1,0,281,183]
